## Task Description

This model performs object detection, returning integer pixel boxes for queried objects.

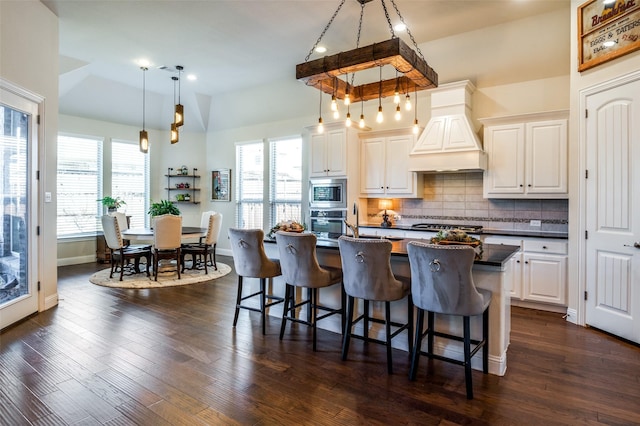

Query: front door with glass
[0,86,38,329]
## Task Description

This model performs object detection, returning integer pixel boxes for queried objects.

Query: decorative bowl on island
[268,220,305,238]
[430,229,483,259]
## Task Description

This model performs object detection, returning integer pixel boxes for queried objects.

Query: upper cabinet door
[309,133,329,177]
[385,135,417,195]
[526,120,568,195]
[325,128,347,177]
[360,137,385,195]
[484,123,526,196]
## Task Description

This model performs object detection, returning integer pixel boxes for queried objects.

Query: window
[270,137,302,225]
[236,142,264,228]
[235,136,302,230]
[57,134,103,237]
[111,139,149,228]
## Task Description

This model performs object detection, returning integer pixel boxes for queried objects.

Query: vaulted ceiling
[42,0,570,132]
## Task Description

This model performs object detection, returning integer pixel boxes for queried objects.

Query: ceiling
[42,0,569,131]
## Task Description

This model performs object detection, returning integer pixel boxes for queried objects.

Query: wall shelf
[166,167,200,204]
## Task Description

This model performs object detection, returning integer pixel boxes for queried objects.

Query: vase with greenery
[97,196,126,212]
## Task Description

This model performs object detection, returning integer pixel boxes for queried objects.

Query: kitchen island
[262,237,519,376]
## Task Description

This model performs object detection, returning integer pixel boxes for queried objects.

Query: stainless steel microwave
[309,178,347,209]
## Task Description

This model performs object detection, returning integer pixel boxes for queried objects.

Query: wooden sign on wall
[578,0,640,71]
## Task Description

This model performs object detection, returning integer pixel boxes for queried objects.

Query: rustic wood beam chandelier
[296,0,438,104]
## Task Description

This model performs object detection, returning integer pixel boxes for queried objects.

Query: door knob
[623,242,640,249]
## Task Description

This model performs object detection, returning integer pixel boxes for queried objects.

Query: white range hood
[409,80,486,172]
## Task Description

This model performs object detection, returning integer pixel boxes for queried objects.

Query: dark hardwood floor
[1,256,639,425]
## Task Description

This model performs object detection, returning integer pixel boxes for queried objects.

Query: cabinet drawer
[483,236,523,247]
[523,239,567,255]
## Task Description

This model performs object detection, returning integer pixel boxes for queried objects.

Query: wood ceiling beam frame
[296,38,438,103]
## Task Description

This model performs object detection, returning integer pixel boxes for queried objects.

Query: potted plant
[97,196,126,212]
[148,199,180,217]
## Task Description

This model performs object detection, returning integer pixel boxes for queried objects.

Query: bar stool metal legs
[233,275,284,335]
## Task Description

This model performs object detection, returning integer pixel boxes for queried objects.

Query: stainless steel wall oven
[309,209,346,240]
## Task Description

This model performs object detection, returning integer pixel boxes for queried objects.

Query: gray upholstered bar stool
[406,241,491,400]
[228,228,284,335]
[276,231,344,351]
[338,235,413,374]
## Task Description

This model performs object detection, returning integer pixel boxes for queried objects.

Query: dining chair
[228,228,284,335]
[101,215,151,281]
[152,214,183,281]
[338,235,413,374]
[181,212,223,274]
[276,231,344,351]
[407,241,491,400]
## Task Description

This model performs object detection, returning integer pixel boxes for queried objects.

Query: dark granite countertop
[265,236,520,268]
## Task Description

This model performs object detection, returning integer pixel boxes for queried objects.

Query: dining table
[121,227,206,275]
[122,226,206,242]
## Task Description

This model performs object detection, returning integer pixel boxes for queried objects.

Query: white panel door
[585,76,640,344]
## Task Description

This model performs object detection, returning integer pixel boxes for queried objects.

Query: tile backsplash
[365,172,568,233]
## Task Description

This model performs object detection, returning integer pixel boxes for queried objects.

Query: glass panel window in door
[0,106,30,308]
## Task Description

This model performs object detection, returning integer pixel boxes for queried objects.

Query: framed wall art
[578,0,640,72]
[211,169,231,202]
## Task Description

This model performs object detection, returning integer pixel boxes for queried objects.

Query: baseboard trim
[57,255,98,266]
[44,293,59,310]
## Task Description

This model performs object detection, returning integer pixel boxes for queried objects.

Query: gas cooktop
[411,223,483,233]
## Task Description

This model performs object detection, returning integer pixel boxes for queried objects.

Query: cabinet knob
[542,246,548,249]
[516,260,521,263]
[528,184,532,187]
[519,184,523,187]
[525,261,529,264]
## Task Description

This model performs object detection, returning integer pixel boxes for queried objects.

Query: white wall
[1,1,59,310]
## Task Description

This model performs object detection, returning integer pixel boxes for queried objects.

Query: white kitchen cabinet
[521,239,567,305]
[309,125,354,178]
[359,130,422,197]
[480,111,568,199]
[483,235,567,311]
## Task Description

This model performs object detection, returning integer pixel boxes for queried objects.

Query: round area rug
[89,262,231,289]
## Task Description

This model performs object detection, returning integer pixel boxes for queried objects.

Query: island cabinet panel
[480,110,568,199]
[262,239,518,377]
[359,129,422,198]
[483,235,567,312]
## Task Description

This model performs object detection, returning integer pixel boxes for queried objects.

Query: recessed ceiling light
[394,23,406,32]
[137,58,151,68]
[315,46,327,53]
[187,74,197,81]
